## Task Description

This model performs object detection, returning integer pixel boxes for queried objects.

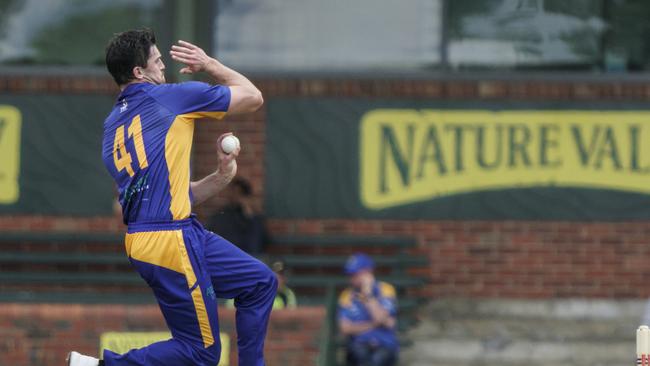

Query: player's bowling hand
[170,40,213,74]
[216,132,240,179]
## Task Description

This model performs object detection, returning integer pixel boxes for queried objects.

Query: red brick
[0,304,324,366]
[4,76,650,300]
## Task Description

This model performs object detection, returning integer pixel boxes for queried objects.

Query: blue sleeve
[338,305,354,321]
[379,296,397,317]
[149,81,231,118]
[377,282,397,317]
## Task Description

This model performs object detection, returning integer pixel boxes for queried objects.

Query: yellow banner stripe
[361,109,650,209]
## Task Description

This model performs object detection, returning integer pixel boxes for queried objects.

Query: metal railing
[318,285,339,366]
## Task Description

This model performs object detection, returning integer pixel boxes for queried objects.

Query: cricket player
[338,254,398,366]
[67,28,277,366]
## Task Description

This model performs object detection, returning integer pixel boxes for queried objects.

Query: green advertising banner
[0,94,115,215]
[266,99,650,220]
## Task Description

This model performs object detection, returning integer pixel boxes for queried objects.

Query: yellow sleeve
[379,282,396,299]
[338,288,353,307]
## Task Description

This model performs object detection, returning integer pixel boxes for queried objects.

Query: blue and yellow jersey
[338,281,399,350]
[101,82,230,224]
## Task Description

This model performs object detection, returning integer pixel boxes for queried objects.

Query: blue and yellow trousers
[103,217,278,366]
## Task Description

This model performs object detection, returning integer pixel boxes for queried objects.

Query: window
[603,0,650,72]
[447,0,650,72]
[4,0,650,73]
[213,0,650,73]
[0,0,162,66]
[214,0,443,71]
[448,0,606,69]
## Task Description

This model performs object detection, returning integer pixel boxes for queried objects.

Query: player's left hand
[360,272,375,296]
[170,40,213,74]
[216,132,239,179]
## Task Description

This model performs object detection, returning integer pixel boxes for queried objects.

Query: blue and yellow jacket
[338,281,399,350]
[101,82,230,224]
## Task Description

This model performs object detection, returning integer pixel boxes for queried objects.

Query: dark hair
[271,261,285,274]
[231,177,252,196]
[105,28,157,85]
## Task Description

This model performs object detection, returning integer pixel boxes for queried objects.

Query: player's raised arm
[170,40,263,114]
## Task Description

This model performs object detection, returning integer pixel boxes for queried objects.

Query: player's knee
[252,260,278,299]
[261,263,278,294]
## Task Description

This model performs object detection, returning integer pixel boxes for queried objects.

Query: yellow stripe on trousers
[125,230,214,347]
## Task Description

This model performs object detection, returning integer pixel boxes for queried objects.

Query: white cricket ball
[221,135,240,154]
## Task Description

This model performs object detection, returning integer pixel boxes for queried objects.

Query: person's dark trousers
[346,342,397,366]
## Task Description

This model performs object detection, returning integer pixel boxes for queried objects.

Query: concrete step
[426,298,647,321]
[405,362,631,366]
[401,339,632,366]
[409,317,638,342]
[400,299,644,366]
[404,361,632,366]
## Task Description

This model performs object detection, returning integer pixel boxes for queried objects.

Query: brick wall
[266,219,650,298]
[0,303,324,366]
[192,76,650,299]
[2,73,650,298]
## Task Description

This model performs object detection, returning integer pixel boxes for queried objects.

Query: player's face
[350,270,369,289]
[140,45,166,84]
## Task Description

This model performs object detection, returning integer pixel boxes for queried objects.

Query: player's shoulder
[146,81,212,97]
[103,105,123,131]
[338,287,354,307]
[378,281,396,298]
[144,81,220,111]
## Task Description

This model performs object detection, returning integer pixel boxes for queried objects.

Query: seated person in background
[271,260,297,309]
[225,260,297,310]
[206,177,268,255]
[338,253,398,366]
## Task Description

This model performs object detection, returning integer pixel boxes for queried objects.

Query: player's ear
[132,66,144,80]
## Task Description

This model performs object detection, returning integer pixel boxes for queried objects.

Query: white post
[637,325,650,366]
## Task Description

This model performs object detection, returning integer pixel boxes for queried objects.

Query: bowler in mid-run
[67,28,277,366]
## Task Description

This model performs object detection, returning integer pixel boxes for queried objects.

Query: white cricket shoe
[67,351,99,366]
